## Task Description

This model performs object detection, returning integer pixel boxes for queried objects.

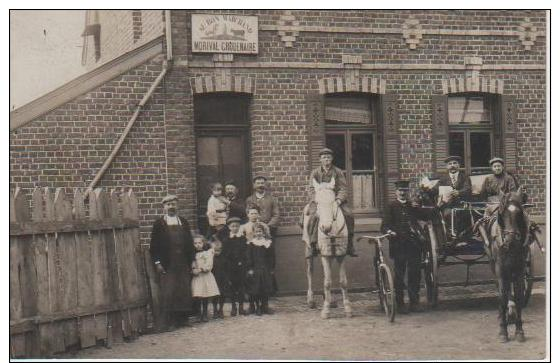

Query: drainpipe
[87,10,173,190]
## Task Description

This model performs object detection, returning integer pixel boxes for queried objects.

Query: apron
[160,223,192,313]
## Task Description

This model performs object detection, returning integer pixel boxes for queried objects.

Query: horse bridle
[319,200,346,237]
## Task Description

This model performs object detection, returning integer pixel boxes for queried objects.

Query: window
[324,93,380,214]
[447,94,497,175]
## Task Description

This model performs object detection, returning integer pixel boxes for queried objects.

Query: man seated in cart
[423,156,473,246]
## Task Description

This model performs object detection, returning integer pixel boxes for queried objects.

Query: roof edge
[10,36,164,131]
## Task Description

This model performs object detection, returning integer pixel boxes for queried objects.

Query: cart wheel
[426,222,439,308]
[523,247,534,307]
[378,263,396,322]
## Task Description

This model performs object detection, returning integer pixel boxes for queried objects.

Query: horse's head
[312,177,339,235]
[497,187,527,251]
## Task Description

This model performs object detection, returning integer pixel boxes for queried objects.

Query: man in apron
[150,195,196,331]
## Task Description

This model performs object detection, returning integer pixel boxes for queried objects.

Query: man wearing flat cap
[150,194,196,331]
[382,180,430,313]
[480,157,519,202]
[308,148,357,256]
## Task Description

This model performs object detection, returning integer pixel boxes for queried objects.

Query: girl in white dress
[191,236,220,322]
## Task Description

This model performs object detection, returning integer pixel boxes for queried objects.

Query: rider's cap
[444,155,462,164]
[394,180,410,189]
[489,157,505,166]
[319,148,334,156]
[253,175,267,183]
[161,194,178,204]
[226,216,241,225]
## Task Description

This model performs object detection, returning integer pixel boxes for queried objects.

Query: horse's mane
[497,193,527,241]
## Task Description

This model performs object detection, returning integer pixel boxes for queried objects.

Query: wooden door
[196,131,250,234]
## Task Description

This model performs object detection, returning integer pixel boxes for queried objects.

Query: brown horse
[490,187,529,343]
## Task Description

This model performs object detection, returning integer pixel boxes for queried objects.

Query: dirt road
[68,283,547,360]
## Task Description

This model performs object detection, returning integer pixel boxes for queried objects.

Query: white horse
[306,177,352,319]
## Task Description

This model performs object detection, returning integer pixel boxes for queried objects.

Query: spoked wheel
[378,263,396,322]
[425,222,440,308]
[522,247,534,307]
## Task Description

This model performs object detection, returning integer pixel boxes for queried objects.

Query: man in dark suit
[382,180,429,314]
[436,156,472,239]
[224,180,247,223]
[150,195,196,331]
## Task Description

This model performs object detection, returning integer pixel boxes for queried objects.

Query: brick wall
[83,10,164,70]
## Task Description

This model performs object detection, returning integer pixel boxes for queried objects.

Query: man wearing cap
[308,148,357,256]
[224,180,247,223]
[480,157,519,202]
[382,180,429,313]
[150,195,196,330]
[435,156,472,239]
[246,176,280,296]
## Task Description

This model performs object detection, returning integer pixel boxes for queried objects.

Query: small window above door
[325,93,375,126]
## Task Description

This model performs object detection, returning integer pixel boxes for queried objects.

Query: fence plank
[9,236,23,321]
[43,188,66,354]
[55,189,80,351]
[32,188,44,222]
[89,189,111,308]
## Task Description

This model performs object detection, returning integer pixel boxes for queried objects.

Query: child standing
[210,239,229,319]
[240,205,270,244]
[222,217,247,316]
[245,222,275,316]
[240,205,269,314]
[206,182,230,238]
[191,236,220,322]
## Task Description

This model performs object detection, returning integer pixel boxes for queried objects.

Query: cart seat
[450,237,485,256]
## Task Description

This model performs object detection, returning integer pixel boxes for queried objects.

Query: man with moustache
[224,180,247,223]
[150,195,196,331]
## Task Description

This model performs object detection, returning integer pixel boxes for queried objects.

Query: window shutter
[500,95,518,173]
[381,94,400,210]
[432,95,449,174]
[306,94,326,171]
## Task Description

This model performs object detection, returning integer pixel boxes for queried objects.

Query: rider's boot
[346,234,358,257]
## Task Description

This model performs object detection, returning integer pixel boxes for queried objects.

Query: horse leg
[321,256,332,319]
[306,257,316,309]
[513,276,526,342]
[338,256,352,318]
[497,274,509,343]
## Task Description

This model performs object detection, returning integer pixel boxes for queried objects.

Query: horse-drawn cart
[418,198,538,309]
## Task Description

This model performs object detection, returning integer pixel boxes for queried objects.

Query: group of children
[189,184,276,322]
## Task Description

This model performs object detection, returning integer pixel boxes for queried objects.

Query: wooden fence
[9,187,149,358]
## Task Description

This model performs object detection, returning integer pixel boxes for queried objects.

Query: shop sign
[192,14,258,54]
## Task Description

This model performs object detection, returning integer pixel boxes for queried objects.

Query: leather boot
[231,302,238,317]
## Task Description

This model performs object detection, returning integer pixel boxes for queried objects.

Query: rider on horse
[307,148,357,257]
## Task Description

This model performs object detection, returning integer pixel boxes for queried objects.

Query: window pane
[470,132,492,169]
[326,134,346,169]
[449,132,465,164]
[351,134,374,170]
[194,93,249,125]
[448,96,493,124]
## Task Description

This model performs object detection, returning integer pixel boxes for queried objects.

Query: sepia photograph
[9,8,550,361]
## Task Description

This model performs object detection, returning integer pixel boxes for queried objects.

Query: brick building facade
[10,10,547,293]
